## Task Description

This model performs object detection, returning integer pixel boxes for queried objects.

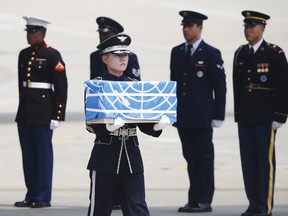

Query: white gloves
[211,119,224,128]
[153,115,171,131]
[106,117,124,132]
[50,120,61,130]
[272,121,283,130]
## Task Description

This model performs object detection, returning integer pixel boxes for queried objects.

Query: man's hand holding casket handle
[106,117,125,132]
[153,115,171,131]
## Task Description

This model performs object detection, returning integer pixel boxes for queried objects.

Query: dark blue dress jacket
[170,40,226,129]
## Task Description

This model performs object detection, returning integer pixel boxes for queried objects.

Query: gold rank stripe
[246,16,266,21]
[267,128,275,214]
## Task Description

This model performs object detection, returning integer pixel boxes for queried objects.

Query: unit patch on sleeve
[55,61,65,72]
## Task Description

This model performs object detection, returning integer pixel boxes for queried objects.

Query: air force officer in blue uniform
[170,11,226,213]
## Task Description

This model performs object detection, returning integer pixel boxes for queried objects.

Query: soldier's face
[26,31,45,45]
[102,53,129,75]
[244,24,265,45]
[182,24,202,44]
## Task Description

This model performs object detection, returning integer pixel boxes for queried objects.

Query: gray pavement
[0,115,288,216]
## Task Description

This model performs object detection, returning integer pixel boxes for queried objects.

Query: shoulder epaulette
[43,44,56,53]
[236,45,245,52]
[266,42,285,54]
[233,45,245,66]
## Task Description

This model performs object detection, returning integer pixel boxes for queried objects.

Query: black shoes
[241,210,272,216]
[30,202,51,208]
[14,200,51,208]
[241,212,252,216]
[178,203,212,213]
[14,200,32,207]
[241,213,271,216]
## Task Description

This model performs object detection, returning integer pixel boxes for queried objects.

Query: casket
[84,79,177,123]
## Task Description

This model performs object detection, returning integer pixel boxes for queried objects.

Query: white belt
[23,81,53,89]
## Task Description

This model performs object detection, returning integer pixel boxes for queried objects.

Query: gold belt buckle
[27,80,31,88]
[248,83,258,88]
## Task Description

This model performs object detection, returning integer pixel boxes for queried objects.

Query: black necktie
[185,44,192,62]
[249,47,254,56]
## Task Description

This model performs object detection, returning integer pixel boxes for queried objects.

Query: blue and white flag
[84,80,177,123]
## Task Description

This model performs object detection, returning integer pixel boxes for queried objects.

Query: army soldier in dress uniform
[233,11,288,216]
[90,16,141,80]
[14,16,68,208]
[85,34,170,216]
[170,11,226,213]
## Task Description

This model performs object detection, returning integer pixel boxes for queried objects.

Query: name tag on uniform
[195,61,207,67]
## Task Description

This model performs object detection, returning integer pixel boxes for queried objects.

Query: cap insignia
[117,35,127,42]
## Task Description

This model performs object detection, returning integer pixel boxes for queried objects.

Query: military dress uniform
[233,11,288,216]
[86,34,162,216]
[15,16,67,207]
[86,73,161,216]
[90,17,141,210]
[16,42,67,124]
[170,11,226,213]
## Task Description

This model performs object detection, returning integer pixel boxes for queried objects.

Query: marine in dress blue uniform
[170,11,226,213]
[86,34,165,216]
[233,11,288,216]
[90,16,141,80]
[15,16,68,208]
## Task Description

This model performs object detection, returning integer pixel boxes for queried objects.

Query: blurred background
[1,0,288,115]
